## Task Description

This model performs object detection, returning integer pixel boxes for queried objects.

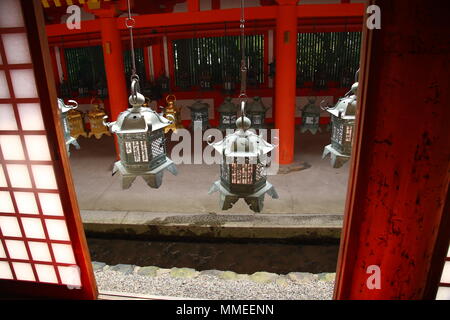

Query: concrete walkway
[69,128,350,216]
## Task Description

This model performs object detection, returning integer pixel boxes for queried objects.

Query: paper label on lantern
[132,141,141,162]
[194,121,203,131]
[125,142,132,154]
[140,141,148,162]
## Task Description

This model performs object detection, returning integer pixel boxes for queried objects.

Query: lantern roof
[326,82,358,119]
[247,96,268,113]
[111,107,172,134]
[209,123,274,158]
[218,97,238,113]
[189,99,210,111]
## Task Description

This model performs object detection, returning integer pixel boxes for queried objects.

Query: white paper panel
[14,192,38,214]
[28,241,52,262]
[10,69,38,99]
[38,193,64,216]
[447,245,450,258]
[32,165,57,189]
[0,104,18,130]
[17,104,45,131]
[45,219,70,241]
[0,135,25,160]
[35,264,58,284]
[440,261,450,284]
[0,242,6,258]
[21,217,45,239]
[6,164,31,188]
[0,167,6,187]
[5,240,28,260]
[24,135,51,161]
[0,216,22,237]
[0,261,13,280]
[0,71,10,99]
[436,286,450,300]
[0,191,15,213]
[0,0,25,28]
[52,243,76,264]
[58,265,81,287]
[2,33,31,65]
[12,262,35,281]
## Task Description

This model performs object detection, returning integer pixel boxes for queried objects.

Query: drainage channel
[87,237,339,274]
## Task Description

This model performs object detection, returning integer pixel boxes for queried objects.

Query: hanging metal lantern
[218,97,238,131]
[300,97,321,134]
[104,78,177,189]
[188,100,210,131]
[322,82,358,168]
[222,75,235,95]
[57,98,80,157]
[199,71,213,91]
[87,98,111,139]
[95,79,108,99]
[313,70,328,91]
[67,107,87,139]
[163,94,184,133]
[209,102,278,213]
[157,74,170,93]
[247,96,268,129]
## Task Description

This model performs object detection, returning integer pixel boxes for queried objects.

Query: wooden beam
[45,3,364,37]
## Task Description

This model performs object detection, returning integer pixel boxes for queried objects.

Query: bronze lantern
[87,98,111,139]
[57,98,80,157]
[104,78,177,189]
[209,101,278,213]
[67,107,87,139]
[188,100,210,131]
[247,96,268,130]
[300,97,321,134]
[163,94,184,134]
[218,97,238,131]
[322,82,358,168]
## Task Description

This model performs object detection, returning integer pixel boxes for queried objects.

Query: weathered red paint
[334,0,450,300]
[274,0,297,164]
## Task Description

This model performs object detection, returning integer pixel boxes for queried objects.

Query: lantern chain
[239,0,248,122]
[126,0,137,82]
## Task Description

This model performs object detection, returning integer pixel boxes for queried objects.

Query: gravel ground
[94,264,335,300]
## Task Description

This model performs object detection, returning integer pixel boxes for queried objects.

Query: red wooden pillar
[99,16,128,157]
[274,0,297,165]
[188,0,200,12]
[334,0,450,299]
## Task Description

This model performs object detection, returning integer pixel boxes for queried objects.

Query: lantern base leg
[209,181,278,213]
[300,126,322,135]
[322,144,350,168]
[112,158,177,189]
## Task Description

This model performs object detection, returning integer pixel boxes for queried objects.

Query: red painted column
[274,0,297,164]
[334,0,450,300]
[187,0,200,12]
[99,17,128,157]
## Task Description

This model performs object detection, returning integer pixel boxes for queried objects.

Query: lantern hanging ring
[66,99,78,110]
[130,76,141,104]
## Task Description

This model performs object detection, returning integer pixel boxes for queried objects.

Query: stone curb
[93,261,336,284]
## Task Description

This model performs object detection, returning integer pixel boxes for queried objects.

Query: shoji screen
[0,0,97,299]
[436,246,450,300]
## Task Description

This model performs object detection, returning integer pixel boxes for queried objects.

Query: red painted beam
[334,0,450,300]
[46,19,101,37]
[45,3,364,37]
